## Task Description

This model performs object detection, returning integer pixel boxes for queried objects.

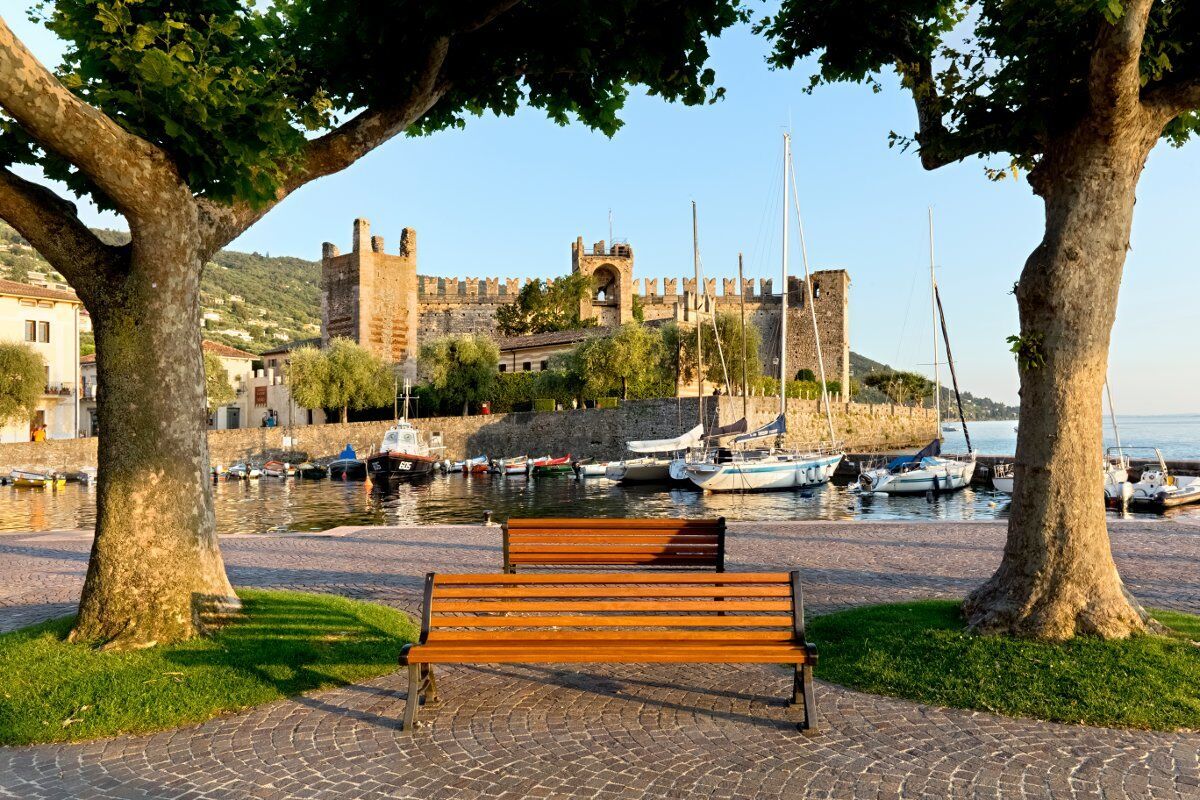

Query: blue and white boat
[858,440,975,495]
[684,134,845,494]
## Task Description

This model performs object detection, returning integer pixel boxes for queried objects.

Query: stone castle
[321,218,850,389]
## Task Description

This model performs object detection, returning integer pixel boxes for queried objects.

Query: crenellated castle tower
[321,220,850,390]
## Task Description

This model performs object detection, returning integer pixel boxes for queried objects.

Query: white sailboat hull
[687,453,843,493]
[861,458,975,495]
[991,476,1013,493]
[606,458,673,483]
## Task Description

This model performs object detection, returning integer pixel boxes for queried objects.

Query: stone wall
[0,398,937,473]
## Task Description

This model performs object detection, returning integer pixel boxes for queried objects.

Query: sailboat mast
[780,134,789,419]
[738,252,748,421]
[929,207,941,436]
[787,139,837,444]
[1105,379,1123,453]
[692,201,703,429]
[934,286,972,453]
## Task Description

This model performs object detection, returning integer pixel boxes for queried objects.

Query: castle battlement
[321,219,850,389]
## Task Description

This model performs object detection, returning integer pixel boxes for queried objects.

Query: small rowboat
[531,454,573,476]
[501,457,529,476]
[466,460,491,475]
[295,463,328,479]
[454,455,487,473]
[10,470,65,489]
[573,460,608,479]
[262,460,293,478]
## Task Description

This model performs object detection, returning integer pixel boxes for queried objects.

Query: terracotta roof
[0,278,80,304]
[496,326,612,351]
[80,353,96,364]
[258,337,321,357]
[202,340,258,360]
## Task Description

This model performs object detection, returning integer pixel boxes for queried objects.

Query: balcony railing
[43,383,74,397]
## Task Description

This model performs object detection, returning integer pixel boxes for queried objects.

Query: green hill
[1,221,321,352]
[849,350,1018,420]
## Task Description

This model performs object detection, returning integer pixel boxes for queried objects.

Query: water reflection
[2,472,1191,536]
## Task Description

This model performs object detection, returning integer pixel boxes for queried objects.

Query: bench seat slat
[431,600,792,612]
[506,535,719,544]
[427,630,798,642]
[435,573,788,585]
[430,614,792,628]
[404,645,810,664]
[508,544,717,554]
[434,586,791,598]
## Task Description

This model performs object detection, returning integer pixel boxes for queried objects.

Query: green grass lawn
[809,601,1200,731]
[0,589,417,746]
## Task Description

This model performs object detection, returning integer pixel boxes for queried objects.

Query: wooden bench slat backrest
[415,571,805,646]
[502,517,726,572]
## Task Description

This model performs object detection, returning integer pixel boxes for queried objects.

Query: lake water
[2,464,1196,535]
[940,416,1200,460]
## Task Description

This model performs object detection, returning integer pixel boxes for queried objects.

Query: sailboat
[858,209,975,495]
[606,425,704,483]
[684,133,844,493]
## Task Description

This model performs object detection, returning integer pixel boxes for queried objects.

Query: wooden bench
[398,571,818,732]
[502,517,726,572]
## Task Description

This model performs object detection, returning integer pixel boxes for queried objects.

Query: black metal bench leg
[792,663,819,734]
[422,664,439,704]
[403,664,421,732]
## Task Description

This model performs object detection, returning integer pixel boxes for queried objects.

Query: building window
[522,361,532,372]
[540,360,549,371]
[254,386,267,407]
[498,363,507,373]
[24,320,36,342]
[38,321,50,343]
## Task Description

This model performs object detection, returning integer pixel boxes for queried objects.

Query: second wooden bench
[502,516,726,572]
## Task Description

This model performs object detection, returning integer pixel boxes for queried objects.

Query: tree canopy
[0,342,44,424]
[418,334,499,415]
[675,312,763,391]
[861,370,933,405]
[758,0,1200,182]
[574,322,674,399]
[202,351,235,413]
[286,338,392,421]
[494,273,598,336]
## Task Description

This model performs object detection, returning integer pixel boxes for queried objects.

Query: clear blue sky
[9,11,1199,414]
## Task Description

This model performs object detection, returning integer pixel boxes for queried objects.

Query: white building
[0,278,83,442]
[81,340,257,434]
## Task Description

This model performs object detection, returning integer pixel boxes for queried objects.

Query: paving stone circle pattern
[2,519,1199,799]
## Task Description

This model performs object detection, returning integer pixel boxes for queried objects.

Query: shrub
[596,397,619,409]
[533,398,556,412]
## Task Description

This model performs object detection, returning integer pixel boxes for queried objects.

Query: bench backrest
[417,571,804,647]
[501,517,726,572]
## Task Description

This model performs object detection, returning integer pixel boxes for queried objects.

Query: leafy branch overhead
[758,0,1200,183]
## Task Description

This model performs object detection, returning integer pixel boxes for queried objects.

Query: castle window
[540,360,549,371]
[812,281,821,299]
[522,361,532,372]
[499,363,507,373]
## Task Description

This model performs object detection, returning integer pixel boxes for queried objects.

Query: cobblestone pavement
[2,519,1199,799]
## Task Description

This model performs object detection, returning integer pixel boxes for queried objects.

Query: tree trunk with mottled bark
[963,122,1161,640]
[70,224,238,648]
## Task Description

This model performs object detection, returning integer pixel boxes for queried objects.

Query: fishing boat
[858,209,974,496]
[262,460,293,478]
[684,135,844,493]
[531,455,573,475]
[466,459,492,475]
[366,419,443,484]
[295,462,328,479]
[227,462,261,480]
[9,470,65,489]
[499,456,529,476]
[1105,447,1200,512]
[453,455,487,473]
[328,444,367,481]
[573,459,608,479]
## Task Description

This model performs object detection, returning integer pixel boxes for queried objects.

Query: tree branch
[0,18,185,222]
[197,37,452,254]
[0,168,122,303]
[1143,74,1200,121]
[1088,0,1155,118]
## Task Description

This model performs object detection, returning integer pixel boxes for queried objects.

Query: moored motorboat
[10,470,65,489]
[572,459,608,479]
[500,456,529,476]
[531,455,573,476]
[329,444,367,481]
[262,460,293,478]
[605,457,674,483]
[1105,447,1200,512]
[367,419,442,485]
[295,462,328,479]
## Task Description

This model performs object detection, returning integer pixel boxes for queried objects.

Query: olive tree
[761,0,1200,639]
[418,334,499,416]
[0,341,44,424]
[287,338,392,422]
[202,351,235,414]
[0,0,745,647]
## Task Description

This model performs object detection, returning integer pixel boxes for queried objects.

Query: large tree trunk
[963,124,1161,641]
[71,223,238,649]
